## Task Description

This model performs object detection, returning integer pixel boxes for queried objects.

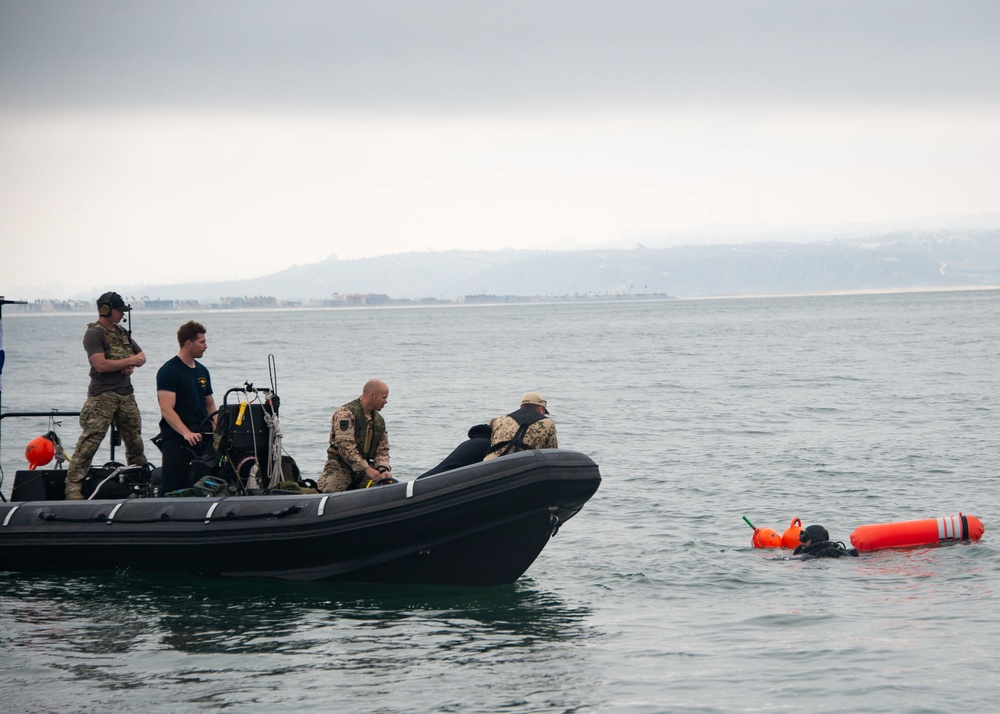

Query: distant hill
[132,230,1000,301]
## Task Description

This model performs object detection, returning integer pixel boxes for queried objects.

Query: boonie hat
[97,291,131,312]
[520,391,550,414]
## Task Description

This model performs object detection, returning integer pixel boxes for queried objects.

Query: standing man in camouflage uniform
[483,391,558,460]
[64,291,147,499]
[317,379,392,492]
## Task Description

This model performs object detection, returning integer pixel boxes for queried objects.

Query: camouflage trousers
[316,459,354,493]
[65,391,147,498]
[316,460,387,492]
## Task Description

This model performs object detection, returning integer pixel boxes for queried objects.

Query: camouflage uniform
[65,322,146,498]
[317,398,390,492]
[483,408,558,460]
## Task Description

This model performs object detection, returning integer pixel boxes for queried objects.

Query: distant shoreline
[2,291,677,314]
[3,285,997,317]
[678,284,1000,301]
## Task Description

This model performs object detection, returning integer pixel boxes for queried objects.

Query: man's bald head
[361,379,389,413]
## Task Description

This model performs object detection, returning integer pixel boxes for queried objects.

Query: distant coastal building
[462,292,674,304]
[219,295,278,309]
[461,294,521,304]
[322,293,391,307]
[6,299,90,313]
[138,299,175,310]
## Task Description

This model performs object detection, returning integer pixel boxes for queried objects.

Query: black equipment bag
[81,462,152,499]
[214,402,275,488]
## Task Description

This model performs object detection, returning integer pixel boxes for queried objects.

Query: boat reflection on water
[1,570,594,659]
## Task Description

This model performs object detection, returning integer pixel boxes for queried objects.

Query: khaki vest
[88,321,136,361]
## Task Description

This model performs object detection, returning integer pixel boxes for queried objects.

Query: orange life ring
[850,513,984,551]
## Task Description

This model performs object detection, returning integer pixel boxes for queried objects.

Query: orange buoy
[25,435,55,470]
[850,513,985,551]
[752,527,783,548]
[781,517,804,549]
[743,516,783,548]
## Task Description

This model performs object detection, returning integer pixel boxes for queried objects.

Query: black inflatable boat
[0,449,601,586]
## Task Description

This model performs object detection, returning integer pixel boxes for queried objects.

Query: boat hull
[0,449,600,586]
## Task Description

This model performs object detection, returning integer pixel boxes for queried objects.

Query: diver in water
[793,524,859,558]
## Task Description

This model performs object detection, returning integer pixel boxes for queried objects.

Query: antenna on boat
[0,296,29,501]
[124,302,132,337]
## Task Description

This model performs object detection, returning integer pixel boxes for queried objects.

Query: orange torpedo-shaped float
[850,513,984,551]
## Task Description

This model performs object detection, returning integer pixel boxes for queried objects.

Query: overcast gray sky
[2,1,999,298]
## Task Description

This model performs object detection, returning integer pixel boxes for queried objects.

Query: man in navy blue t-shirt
[156,320,217,494]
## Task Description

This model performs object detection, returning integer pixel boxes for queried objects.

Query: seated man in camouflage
[483,391,558,460]
[317,379,393,492]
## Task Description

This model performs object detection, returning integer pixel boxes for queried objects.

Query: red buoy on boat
[850,513,985,551]
[25,435,55,470]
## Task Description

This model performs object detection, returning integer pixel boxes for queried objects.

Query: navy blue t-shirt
[156,355,213,436]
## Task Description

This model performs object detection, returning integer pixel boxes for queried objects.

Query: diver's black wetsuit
[417,424,491,479]
[792,540,859,558]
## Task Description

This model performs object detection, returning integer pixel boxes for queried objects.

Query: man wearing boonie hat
[483,391,558,460]
[64,291,147,499]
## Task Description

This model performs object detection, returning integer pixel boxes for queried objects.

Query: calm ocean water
[1,290,998,713]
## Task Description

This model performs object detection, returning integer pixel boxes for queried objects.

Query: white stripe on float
[939,515,959,540]
[3,506,19,527]
[318,495,329,517]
